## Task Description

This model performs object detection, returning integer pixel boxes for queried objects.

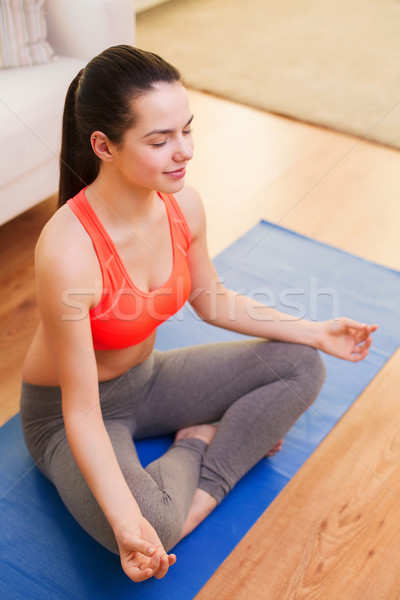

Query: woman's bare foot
[180,488,218,539]
[266,438,283,457]
[175,423,218,445]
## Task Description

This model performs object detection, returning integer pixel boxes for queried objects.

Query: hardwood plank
[0,195,57,426]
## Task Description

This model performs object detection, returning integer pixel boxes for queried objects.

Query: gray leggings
[20,339,326,553]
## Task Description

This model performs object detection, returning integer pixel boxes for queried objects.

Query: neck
[86,171,157,225]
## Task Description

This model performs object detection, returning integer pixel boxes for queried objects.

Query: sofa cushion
[0,57,85,188]
[0,0,54,68]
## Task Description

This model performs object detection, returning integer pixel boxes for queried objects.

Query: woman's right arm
[34,223,175,581]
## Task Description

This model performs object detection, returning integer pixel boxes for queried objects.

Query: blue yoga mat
[1,221,400,600]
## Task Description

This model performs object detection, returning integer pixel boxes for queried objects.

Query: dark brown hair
[58,45,181,206]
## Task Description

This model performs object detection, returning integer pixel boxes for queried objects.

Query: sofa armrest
[46,0,135,61]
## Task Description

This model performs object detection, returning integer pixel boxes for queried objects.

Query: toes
[266,439,283,457]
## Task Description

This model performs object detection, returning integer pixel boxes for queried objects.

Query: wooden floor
[1,90,400,599]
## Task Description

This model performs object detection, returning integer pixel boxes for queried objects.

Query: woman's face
[111,82,194,194]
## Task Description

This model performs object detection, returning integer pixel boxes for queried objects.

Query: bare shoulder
[36,204,98,285]
[174,183,206,240]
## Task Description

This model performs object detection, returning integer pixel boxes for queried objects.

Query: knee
[141,497,185,552]
[95,502,184,556]
[299,344,326,377]
[307,345,326,385]
[293,345,326,407]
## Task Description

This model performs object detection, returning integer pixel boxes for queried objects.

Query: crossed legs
[22,339,326,553]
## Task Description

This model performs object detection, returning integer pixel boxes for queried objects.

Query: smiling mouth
[164,167,186,174]
[163,167,186,179]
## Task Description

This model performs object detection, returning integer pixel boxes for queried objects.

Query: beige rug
[137,0,400,149]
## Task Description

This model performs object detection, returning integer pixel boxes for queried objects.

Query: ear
[90,131,115,162]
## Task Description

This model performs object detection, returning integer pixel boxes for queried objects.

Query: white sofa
[0,0,135,226]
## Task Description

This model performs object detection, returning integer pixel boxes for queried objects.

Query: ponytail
[58,69,99,206]
[58,46,182,207]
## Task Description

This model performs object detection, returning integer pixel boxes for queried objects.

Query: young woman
[20,46,376,583]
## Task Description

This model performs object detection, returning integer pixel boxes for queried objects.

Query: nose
[173,135,194,163]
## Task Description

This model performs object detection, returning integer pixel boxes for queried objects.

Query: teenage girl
[20,46,377,583]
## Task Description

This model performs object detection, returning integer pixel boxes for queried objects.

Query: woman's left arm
[177,186,378,362]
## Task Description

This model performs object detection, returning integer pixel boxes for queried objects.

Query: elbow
[189,283,232,326]
[188,300,210,324]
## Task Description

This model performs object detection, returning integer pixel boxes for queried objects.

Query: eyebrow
[143,114,194,138]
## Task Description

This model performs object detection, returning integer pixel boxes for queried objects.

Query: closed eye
[152,128,192,147]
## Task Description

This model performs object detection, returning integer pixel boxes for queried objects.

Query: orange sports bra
[67,188,192,350]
